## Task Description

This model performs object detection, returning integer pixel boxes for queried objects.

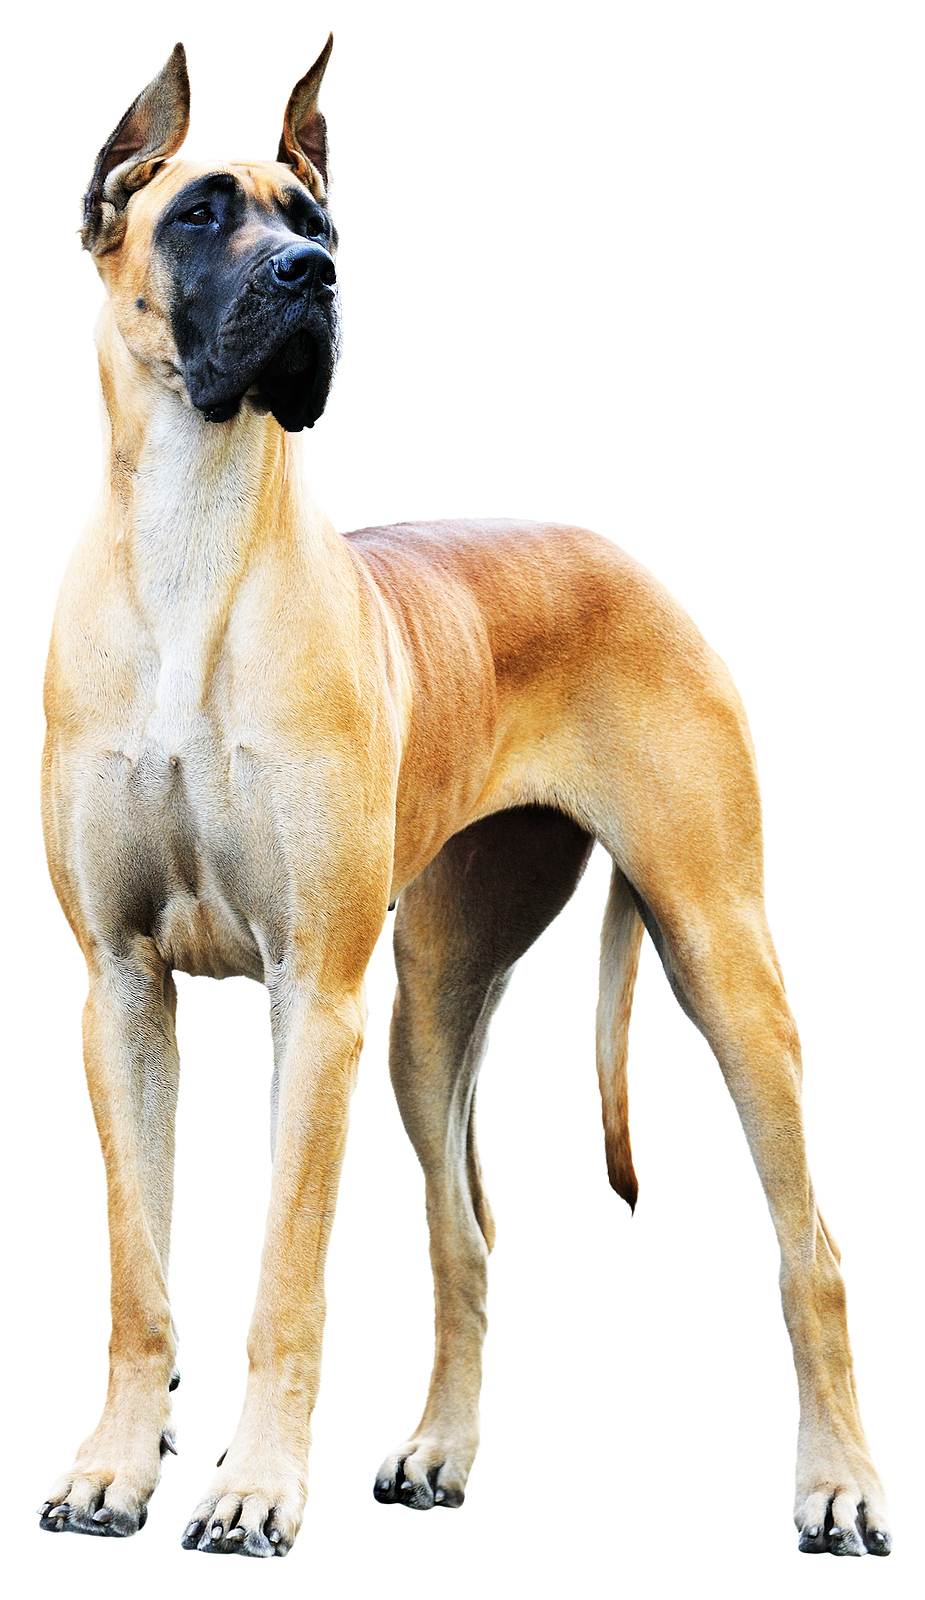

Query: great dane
[38,38,890,1559]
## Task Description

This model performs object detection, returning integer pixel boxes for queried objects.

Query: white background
[2,3,922,1597]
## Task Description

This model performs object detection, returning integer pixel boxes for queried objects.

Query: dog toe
[39,1500,72,1533]
[40,1480,150,1539]
[865,1528,891,1556]
[797,1522,827,1553]
[797,1483,890,1557]
[184,1476,298,1556]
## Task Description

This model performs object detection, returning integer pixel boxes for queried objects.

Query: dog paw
[796,1488,891,1557]
[39,1470,157,1538]
[39,1396,175,1538]
[181,1459,304,1556]
[373,1437,472,1510]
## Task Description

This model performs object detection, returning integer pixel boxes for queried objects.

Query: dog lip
[200,396,242,424]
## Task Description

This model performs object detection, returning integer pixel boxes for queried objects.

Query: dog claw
[211,1523,223,1542]
[269,1528,281,1544]
[169,1371,181,1392]
[92,1507,112,1524]
[160,1430,178,1456]
[182,1518,204,1549]
[226,1527,246,1543]
[38,1502,52,1518]
[215,1449,227,1467]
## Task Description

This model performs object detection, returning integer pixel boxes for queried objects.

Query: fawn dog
[38,37,889,1560]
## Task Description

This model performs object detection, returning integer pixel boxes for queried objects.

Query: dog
[38,37,890,1560]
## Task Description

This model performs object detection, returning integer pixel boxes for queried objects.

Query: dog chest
[45,728,314,981]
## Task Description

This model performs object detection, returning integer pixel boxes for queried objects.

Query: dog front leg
[40,949,180,1537]
[182,984,364,1558]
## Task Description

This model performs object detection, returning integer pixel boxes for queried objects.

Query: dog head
[83,40,339,432]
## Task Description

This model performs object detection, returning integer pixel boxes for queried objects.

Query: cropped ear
[82,43,190,255]
[277,34,333,196]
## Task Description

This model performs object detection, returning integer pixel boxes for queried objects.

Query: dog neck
[91,303,338,739]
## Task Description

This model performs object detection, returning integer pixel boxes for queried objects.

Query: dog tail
[596,865,644,1211]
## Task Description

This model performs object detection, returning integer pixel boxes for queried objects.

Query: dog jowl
[39,37,891,1563]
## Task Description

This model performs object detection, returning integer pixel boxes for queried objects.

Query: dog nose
[270,243,335,289]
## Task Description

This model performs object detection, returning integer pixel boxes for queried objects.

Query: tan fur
[39,61,890,1561]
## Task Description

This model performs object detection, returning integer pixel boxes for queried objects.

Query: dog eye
[180,205,215,227]
[291,209,327,240]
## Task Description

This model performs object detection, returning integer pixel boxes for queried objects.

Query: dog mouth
[199,325,328,432]
[184,268,340,433]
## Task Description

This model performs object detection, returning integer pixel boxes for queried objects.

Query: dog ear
[82,43,190,255]
[277,34,333,195]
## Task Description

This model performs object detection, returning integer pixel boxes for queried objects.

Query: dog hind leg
[578,617,891,1554]
[644,887,891,1555]
[374,805,594,1509]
